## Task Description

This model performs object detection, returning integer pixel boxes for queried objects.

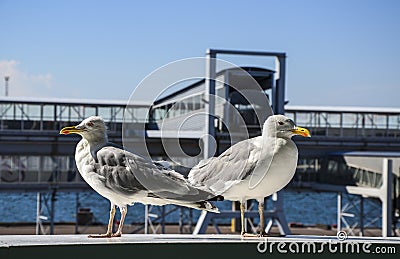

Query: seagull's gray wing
[94,145,216,202]
[188,136,264,194]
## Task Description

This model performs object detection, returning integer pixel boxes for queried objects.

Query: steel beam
[382,159,393,237]
[204,49,217,159]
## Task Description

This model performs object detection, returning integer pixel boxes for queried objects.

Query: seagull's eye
[278,121,284,126]
[87,122,94,127]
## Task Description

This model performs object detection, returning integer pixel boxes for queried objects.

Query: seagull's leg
[105,203,116,236]
[258,200,268,237]
[240,201,246,236]
[241,201,258,238]
[112,206,127,237]
[88,203,116,238]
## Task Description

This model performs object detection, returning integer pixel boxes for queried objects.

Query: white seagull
[60,116,220,238]
[188,114,310,236]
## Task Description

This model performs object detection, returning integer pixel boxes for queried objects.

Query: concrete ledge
[0,234,399,259]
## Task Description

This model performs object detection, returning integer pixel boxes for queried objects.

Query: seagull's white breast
[75,140,134,207]
[221,137,298,202]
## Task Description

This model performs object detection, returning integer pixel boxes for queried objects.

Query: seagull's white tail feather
[174,201,220,213]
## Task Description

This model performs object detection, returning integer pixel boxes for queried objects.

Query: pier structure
[0,49,399,237]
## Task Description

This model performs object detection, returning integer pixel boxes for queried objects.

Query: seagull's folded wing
[95,145,216,202]
[188,137,266,195]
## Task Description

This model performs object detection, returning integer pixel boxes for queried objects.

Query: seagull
[188,114,310,236]
[60,116,220,238]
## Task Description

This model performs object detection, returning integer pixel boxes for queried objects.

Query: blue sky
[0,0,399,107]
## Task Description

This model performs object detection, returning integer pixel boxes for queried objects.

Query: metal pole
[204,49,216,159]
[144,205,149,234]
[274,56,286,115]
[36,192,41,235]
[382,158,393,237]
[393,171,399,235]
[337,192,342,233]
[359,195,364,236]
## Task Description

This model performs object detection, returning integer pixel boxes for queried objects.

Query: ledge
[0,234,399,259]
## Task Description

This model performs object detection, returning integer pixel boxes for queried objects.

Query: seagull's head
[59,116,108,143]
[263,115,311,139]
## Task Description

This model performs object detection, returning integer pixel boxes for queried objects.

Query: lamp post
[4,76,10,96]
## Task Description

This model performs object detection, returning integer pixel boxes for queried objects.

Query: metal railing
[0,97,150,132]
[286,106,400,139]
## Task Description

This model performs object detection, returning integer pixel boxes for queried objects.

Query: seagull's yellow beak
[291,126,311,137]
[59,126,82,135]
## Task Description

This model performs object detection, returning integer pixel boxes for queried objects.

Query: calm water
[0,190,381,227]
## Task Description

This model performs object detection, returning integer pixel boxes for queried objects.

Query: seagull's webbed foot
[88,232,113,238]
[257,230,269,237]
[111,231,122,237]
[241,232,259,238]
